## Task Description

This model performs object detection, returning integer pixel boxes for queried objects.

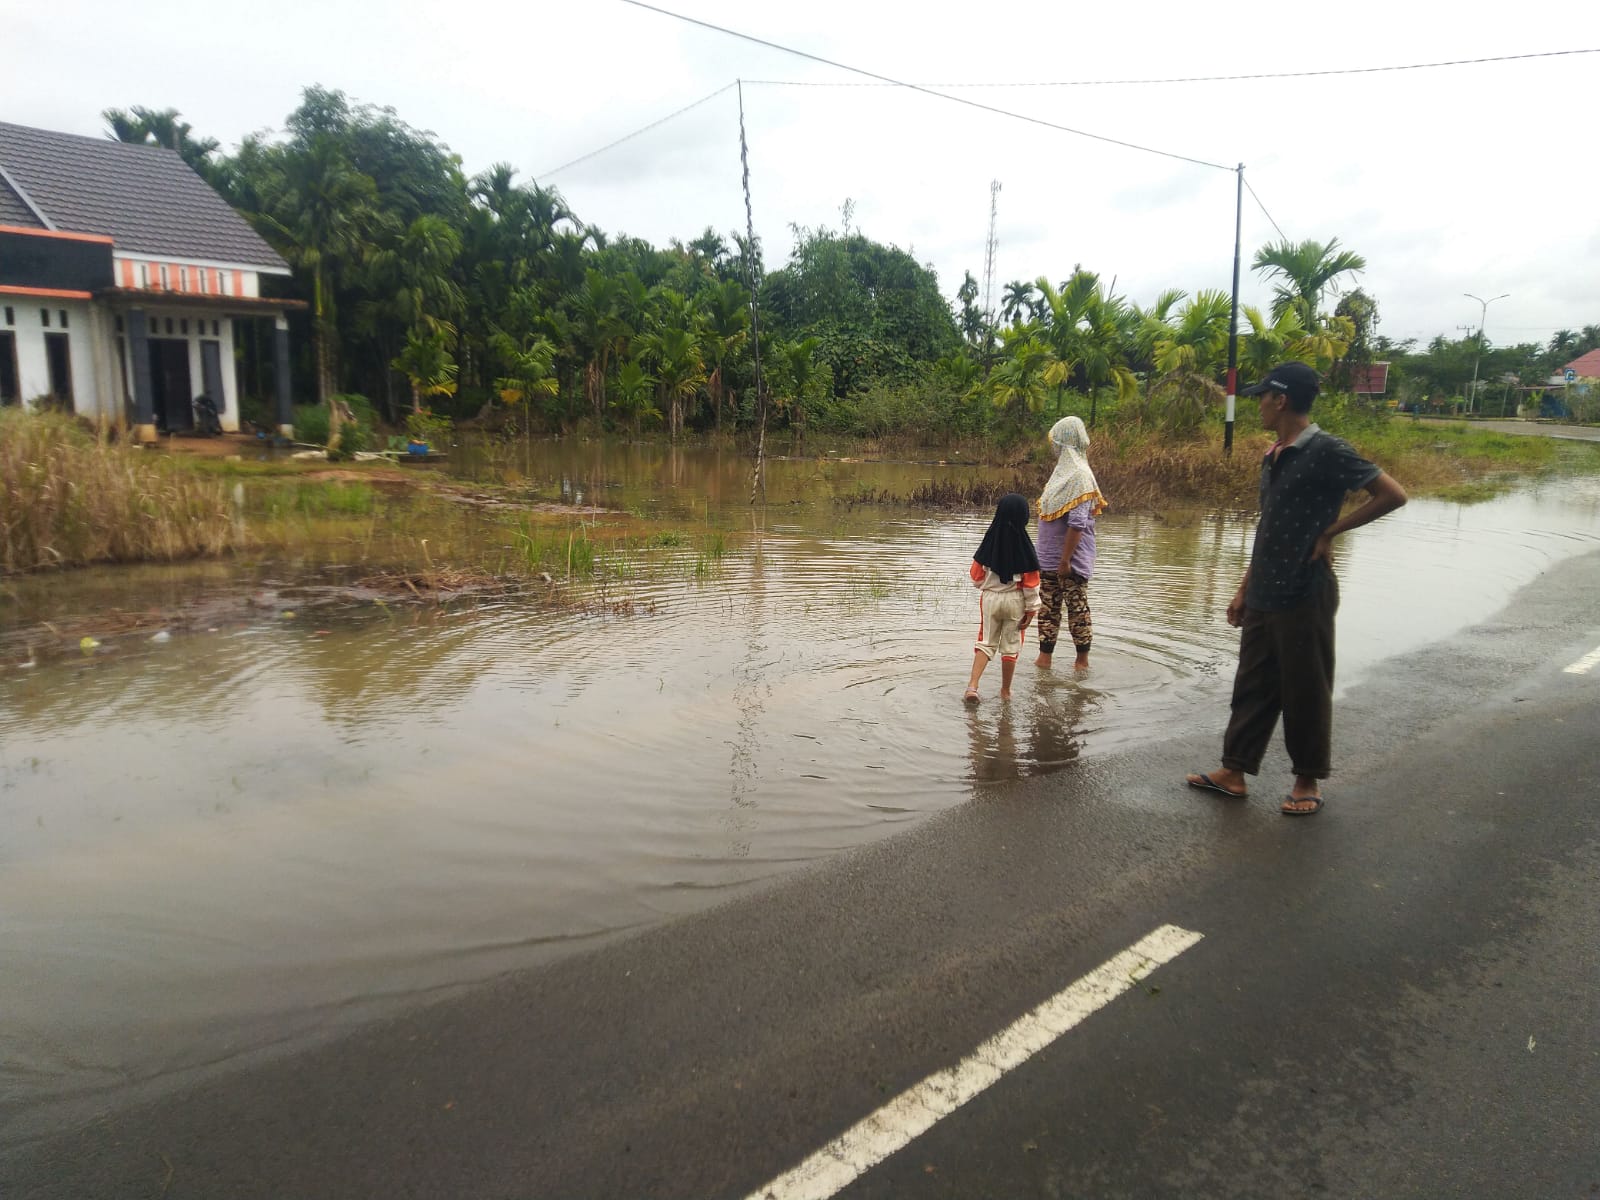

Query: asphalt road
[5,551,1599,1200]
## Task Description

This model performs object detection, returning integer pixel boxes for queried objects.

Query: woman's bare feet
[1035,652,1052,668]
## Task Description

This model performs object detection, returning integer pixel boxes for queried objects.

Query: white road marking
[743,924,1204,1200]
[1563,644,1600,675]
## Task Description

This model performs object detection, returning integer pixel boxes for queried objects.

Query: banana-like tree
[1252,237,1366,334]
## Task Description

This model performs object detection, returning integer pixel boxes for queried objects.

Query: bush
[292,404,329,445]
[238,393,273,431]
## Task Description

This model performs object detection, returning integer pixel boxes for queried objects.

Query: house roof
[0,121,287,271]
[1561,349,1600,379]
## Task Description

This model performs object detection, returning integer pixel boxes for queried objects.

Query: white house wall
[3,300,241,432]
[3,298,96,414]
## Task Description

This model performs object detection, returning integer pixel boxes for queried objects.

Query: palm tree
[1251,237,1367,333]
[103,106,219,173]
[700,279,751,433]
[987,329,1054,431]
[493,333,560,442]
[612,360,659,435]
[253,137,384,426]
[1000,280,1036,326]
[392,329,458,414]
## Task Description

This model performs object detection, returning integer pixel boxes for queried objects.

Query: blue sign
[1565,368,1578,383]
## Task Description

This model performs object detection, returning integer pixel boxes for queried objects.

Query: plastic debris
[280,611,296,619]
[79,636,100,651]
[150,631,172,644]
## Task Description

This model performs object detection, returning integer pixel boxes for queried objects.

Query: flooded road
[2,445,1597,1137]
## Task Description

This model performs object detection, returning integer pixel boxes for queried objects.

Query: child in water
[964,493,1042,702]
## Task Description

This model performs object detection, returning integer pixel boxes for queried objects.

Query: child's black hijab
[973,493,1040,583]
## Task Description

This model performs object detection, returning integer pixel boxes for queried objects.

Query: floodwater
[2,443,1598,1139]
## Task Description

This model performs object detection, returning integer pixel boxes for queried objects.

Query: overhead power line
[743,47,1600,89]
[1243,176,1287,242]
[540,81,738,178]
[617,0,1232,172]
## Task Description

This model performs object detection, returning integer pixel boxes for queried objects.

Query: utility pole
[1224,164,1243,456]
[981,180,1000,378]
[1464,292,1508,415]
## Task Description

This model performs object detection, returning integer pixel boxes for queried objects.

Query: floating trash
[79,636,100,652]
[150,631,172,644]
[280,611,296,619]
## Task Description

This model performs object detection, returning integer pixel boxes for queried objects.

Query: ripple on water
[2,468,1597,1135]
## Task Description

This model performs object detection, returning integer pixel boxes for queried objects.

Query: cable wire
[741,47,1600,89]
[618,0,1232,172]
[539,81,738,178]
[1243,176,1287,242]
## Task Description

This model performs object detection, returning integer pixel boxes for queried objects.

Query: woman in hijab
[1035,416,1107,671]
[964,492,1042,702]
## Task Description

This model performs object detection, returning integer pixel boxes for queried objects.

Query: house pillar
[127,308,157,443]
[273,313,293,439]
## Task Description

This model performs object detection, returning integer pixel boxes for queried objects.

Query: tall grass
[1,412,245,573]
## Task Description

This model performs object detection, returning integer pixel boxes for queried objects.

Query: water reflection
[1,445,1597,1138]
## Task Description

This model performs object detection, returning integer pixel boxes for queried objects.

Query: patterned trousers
[1037,570,1092,654]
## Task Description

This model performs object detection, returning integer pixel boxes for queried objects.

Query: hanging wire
[618,0,1231,172]
[741,46,1600,89]
[1243,176,1288,242]
[538,82,738,178]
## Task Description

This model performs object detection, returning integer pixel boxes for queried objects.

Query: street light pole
[1464,292,1509,414]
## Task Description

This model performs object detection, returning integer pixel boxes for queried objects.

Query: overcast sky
[8,0,1597,352]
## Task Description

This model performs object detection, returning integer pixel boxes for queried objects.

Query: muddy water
[2,445,1597,1137]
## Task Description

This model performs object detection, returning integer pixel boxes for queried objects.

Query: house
[1561,348,1600,385]
[0,120,302,439]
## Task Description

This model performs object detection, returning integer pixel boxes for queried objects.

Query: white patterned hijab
[1038,416,1107,521]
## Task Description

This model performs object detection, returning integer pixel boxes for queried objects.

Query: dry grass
[1,412,247,573]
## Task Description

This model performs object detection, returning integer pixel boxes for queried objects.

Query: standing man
[1185,361,1407,816]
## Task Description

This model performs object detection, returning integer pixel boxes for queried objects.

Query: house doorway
[148,338,192,432]
[200,339,225,418]
[0,331,18,406]
[44,331,74,410]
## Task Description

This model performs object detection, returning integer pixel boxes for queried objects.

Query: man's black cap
[1241,361,1320,404]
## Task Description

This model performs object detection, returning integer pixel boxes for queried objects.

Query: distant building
[0,120,302,438]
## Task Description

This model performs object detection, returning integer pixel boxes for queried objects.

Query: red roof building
[1561,349,1600,379]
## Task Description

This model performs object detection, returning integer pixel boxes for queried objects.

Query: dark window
[41,308,49,327]
[44,332,73,408]
[180,319,189,335]
[212,320,220,336]
[59,309,69,329]
[164,318,174,335]
[0,331,18,405]
[4,306,13,326]
[115,315,124,334]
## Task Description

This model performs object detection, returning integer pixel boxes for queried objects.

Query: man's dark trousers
[1222,568,1338,779]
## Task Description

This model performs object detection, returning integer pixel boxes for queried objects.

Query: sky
[7,0,1598,353]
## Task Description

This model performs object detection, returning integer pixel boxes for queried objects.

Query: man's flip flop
[1186,772,1247,799]
[1281,795,1324,816]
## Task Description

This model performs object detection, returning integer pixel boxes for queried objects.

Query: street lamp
[1464,292,1509,414]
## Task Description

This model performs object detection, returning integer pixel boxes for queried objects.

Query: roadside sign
[1565,368,1578,383]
